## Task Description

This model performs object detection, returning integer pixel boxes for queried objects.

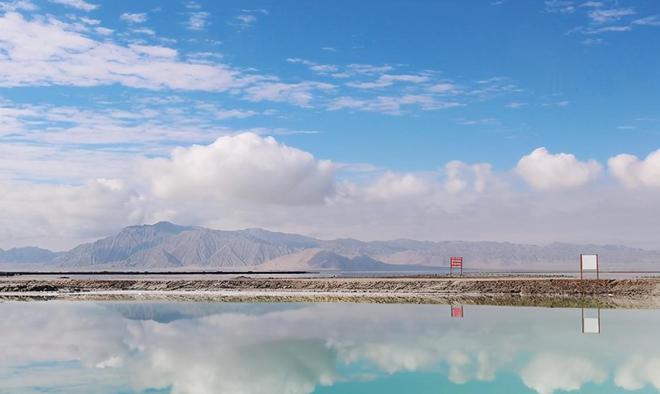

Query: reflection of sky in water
[0,302,658,394]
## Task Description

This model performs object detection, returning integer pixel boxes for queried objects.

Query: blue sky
[1,0,660,249]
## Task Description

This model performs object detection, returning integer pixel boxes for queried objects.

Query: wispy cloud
[49,0,97,12]
[346,74,429,89]
[547,1,659,41]
[231,9,268,30]
[505,102,527,109]
[0,0,36,11]
[215,108,258,120]
[186,11,209,30]
[588,7,636,24]
[0,12,248,92]
[120,12,147,24]
[286,58,339,74]
[244,81,335,107]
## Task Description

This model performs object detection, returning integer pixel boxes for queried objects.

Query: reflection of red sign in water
[450,256,463,276]
[451,306,464,318]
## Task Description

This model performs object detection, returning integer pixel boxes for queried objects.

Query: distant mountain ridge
[2,221,659,270]
[0,247,58,264]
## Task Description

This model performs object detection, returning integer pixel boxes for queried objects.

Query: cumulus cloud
[520,354,606,394]
[138,133,336,205]
[0,178,144,249]
[2,128,660,250]
[444,161,492,194]
[615,356,660,391]
[608,150,660,188]
[516,147,602,190]
[362,172,432,202]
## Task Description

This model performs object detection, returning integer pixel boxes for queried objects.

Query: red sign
[450,256,463,276]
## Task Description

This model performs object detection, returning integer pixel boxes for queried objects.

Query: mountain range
[1,221,659,271]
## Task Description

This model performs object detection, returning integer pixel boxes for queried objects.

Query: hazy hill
[257,249,427,271]
[1,221,659,270]
[0,247,58,264]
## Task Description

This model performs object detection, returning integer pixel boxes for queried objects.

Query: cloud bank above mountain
[1,132,660,250]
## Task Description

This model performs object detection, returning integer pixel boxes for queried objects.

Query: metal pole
[580,254,583,280]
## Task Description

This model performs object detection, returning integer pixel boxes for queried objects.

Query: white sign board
[581,254,598,271]
[583,317,600,334]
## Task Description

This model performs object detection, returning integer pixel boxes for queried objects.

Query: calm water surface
[0,301,658,393]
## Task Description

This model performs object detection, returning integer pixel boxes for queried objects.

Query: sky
[1,0,660,250]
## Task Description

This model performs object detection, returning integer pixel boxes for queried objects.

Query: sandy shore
[1,276,659,308]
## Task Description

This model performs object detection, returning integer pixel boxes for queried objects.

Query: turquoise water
[0,301,658,394]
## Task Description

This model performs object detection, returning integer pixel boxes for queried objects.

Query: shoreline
[1,276,659,308]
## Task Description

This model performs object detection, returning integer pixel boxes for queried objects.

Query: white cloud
[521,354,606,394]
[234,14,256,28]
[49,0,97,11]
[3,124,660,249]
[215,109,258,119]
[516,147,602,190]
[231,10,268,30]
[588,8,636,24]
[0,179,144,249]
[505,101,527,109]
[444,161,492,193]
[428,82,457,93]
[0,0,36,11]
[608,150,660,188]
[120,12,147,24]
[286,58,339,74]
[0,12,244,91]
[244,82,334,107]
[363,172,432,201]
[187,11,209,30]
[128,44,178,58]
[327,95,459,115]
[632,15,660,27]
[549,1,658,39]
[615,356,660,391]
[138,133,335,205]
[545,0,576,14]
[346,64,394,75]
[347,74,429,89]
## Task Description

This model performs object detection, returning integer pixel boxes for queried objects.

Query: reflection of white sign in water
[582,308,601,334]
[580,254,599,279]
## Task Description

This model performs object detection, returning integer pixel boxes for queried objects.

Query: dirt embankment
[1,276,658,297]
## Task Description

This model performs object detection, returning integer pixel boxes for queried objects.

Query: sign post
[450,256,463,276]
[579,254,599,279]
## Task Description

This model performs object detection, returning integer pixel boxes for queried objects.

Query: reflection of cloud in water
[615,356,660,391]
[0,302,658,394]
[520,354,606,394]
